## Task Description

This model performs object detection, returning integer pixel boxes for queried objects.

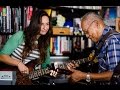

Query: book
[103,7,117,26]
[116,17,120,32]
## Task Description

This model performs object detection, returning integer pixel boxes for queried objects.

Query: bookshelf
[0,6,119,64]
[0,6,101,61]
[49,6,102,64]
[0,6,120,85]
[0,6,22,49]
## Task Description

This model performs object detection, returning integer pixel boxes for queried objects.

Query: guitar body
[0,60,37,85]
[110,61,120,85]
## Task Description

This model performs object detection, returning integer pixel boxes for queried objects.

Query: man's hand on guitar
[17,61,29,75]
[66,67,86,83]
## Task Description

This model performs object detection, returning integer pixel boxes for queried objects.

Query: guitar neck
[57,57,89,70]
[28,57,93,80]
[29,68,50,80]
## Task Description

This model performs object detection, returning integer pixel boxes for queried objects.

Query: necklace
[34,35,40,45]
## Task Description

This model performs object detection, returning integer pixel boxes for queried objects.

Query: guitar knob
[52,82,55,85]
[54,62,58,69]
[89,54,93,61]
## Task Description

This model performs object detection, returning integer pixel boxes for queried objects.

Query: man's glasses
[84,20,97,34]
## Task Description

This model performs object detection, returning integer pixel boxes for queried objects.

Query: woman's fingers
[67,62,76,70]
[21,69,29,74]
[50,70,58,77]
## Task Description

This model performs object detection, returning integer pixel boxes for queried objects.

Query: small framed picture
[116,17,120,32]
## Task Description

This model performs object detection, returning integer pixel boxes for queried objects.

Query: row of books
[0,6,119,34]
[23,6,52,29]
[72,37,93,52]
[0,6,50,33]
[0,6,22,33]
[50,36,93,56]
[23,6,33,29]
[50,36,72,55]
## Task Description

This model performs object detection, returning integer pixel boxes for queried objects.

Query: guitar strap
[87,30,120,73]
[77,29,120,85]
[92,30,119,61]
[110,61,120,85]
[85,30,120,85]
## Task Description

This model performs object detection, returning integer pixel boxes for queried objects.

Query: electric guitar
[31,54,98,82]
[0,55,98,85]
[55,54,98,74]
[53,57,114,85]
[55,58,112,85]
[0,60,53,85]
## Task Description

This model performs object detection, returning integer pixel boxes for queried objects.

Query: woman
[0,9,57,83]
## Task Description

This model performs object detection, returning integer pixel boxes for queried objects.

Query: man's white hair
[81,12,103,23]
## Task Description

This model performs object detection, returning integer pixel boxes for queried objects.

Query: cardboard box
[53,27,70,35]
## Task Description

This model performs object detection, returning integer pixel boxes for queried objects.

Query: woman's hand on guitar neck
[49,69,58,77]
[17,61,29,75]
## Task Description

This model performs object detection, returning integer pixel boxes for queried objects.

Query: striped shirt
[96,26,120,73]
[0,30,50,69]
[10,42,40,64]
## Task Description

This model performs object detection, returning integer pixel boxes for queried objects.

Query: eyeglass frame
[83,20,97,35]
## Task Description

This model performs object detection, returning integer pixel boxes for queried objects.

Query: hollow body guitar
[0,57,97,85]
[0,60,51,85]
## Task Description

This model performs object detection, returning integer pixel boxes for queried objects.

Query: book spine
[0,7,2,32]
[6,6,10,33]
[2,7,7,33]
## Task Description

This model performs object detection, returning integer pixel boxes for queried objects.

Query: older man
[67,12,120,85]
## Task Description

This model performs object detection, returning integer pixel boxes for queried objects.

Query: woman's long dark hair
[22,9,52,64]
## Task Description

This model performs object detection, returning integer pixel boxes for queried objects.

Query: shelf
[0,32,14,35]
[50,56,69,59]
[50,56,69,63]
[51,34,86,37]
[58,6,102,10]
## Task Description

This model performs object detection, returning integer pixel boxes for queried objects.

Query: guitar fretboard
[28,56,98,80]
[57,58,89,70]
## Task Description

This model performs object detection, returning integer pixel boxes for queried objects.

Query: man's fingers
[66,75,70,79]
[75,63,79,67]
[67,67,76,73]
[21,69,29,75]
[70,68,75,72]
